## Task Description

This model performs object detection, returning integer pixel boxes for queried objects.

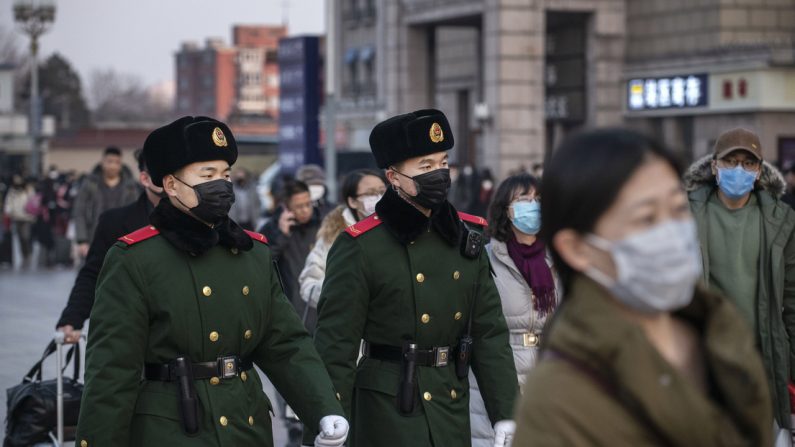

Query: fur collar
[318,205,359,245]
[375,187,462,246]
[684,155,786,197]
[150,200,253,256]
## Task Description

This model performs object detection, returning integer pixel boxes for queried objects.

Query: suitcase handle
[22,337,81,383]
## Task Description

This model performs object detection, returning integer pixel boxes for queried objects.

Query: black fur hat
[369,109,454,169]
[143,116,237,187]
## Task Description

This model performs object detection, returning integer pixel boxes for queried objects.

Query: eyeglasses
[357,189,386,198]
[290,202,314,211]
[717,157,760,172]
[508,197,539,210]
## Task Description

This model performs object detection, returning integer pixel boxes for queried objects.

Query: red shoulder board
[345,214,383,238]
[244,230,268,244]
[458,211,488,227]
[118,225,160,246]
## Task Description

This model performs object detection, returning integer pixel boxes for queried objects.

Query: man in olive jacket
[313,109,518,447]
[75,116,348,447]
[685,127,795,432]
[72,146,140,257]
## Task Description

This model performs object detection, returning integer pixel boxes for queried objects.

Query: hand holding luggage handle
[52,330,85,447]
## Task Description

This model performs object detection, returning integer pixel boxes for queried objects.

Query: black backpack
[4,340,82,446]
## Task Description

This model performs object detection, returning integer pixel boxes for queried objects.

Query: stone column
[483,0,546,178]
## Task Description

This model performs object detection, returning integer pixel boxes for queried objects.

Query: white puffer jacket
[469,239,561,447]
[3,186,35,222]
[299,207,358,307]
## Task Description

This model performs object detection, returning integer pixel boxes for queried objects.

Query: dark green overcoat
[313,190,518,447]
[75,217,342,447]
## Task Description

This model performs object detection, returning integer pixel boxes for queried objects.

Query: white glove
[493,419,516,447]
[314,415,349,447]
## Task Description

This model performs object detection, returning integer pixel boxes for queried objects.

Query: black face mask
[393,168,451,210]
[174,177,236,226]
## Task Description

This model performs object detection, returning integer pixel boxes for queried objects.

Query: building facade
[175,25,287,123]
[624,0,795,165]
[331,0,795,178]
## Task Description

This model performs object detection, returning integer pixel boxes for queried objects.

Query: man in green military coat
[75,116,349,447]
[313,109,519,447]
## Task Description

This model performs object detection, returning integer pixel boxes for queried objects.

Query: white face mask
[359,194,382,217]
[584,219,702,314]
[308,184,326,202]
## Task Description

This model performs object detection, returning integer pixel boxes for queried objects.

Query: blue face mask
[511,201,541,235]
[717,165,757,199]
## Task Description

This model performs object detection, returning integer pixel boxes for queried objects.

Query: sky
[1,0,325,98]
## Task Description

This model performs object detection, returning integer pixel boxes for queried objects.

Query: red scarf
[505,236,557,317]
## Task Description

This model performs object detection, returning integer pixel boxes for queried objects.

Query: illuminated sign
[278,36,321,173]
[627,74,708,111]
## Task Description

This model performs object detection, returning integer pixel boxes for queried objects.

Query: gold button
[421,314,430,324]
[248,415,254,426]
[453,271,460,280]
[244,329,253,340]
[336,392,342,401]
[241,371,248,382]
[423,392,432,401]
[454,312,463,320]
[242,285,250,296]
[210,376,220,385]
[202,286,212,297]
[149,225,156,230]
[416,273,425,283]
[209,331,219,342]
[219,416,228,426]
[226,361,234,370]
[81,441,88,447]
[374,216,379,220]
[450,389,458,399]
[231,248,239,255]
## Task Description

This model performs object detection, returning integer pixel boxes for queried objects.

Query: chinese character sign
[278,36,321,174]
[627,74,708,111]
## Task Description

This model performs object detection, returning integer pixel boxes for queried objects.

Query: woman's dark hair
[340,169,385,215]
[487,173,539,242]
[540,128,683,289]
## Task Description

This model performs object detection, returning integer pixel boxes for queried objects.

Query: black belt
[363,342,453,367]
[144,355,253,381]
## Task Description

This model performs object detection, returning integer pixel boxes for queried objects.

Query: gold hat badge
[429,122,444,143]
[212,127,228,147]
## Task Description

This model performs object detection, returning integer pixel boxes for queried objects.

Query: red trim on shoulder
[345,214,383,238]
[244,230,269,244]
[118,225,160,246]
[458,211,488,227]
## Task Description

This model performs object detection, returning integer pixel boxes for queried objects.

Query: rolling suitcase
[53,237,72,266]
[0,223,12,267]
[51,332,83,446]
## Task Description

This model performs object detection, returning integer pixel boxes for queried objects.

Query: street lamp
[13,0,55,178]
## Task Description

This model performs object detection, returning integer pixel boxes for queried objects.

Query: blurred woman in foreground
[512,129,772,446]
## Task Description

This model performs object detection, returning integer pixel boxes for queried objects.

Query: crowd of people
[3,109,795,447]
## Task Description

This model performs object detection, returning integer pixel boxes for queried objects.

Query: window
[360,46,375,95]
[344,48,360,94]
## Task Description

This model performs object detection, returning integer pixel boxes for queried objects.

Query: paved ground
[0,264,291,446]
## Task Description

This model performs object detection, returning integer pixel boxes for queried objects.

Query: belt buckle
[218,356,239,379]
[435,347,450,367]
[523,333,539,348]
